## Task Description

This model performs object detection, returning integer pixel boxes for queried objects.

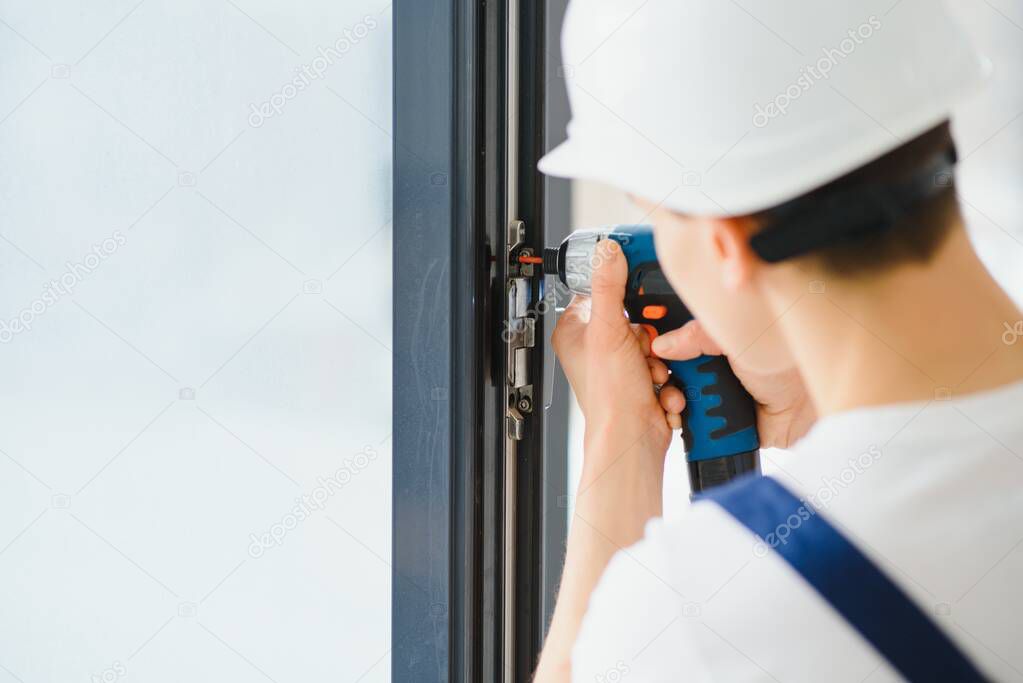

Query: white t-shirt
[572,380,1023,682]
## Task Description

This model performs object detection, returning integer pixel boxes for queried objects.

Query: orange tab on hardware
[642,305,667,320]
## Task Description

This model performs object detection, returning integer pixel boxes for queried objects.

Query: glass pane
[0,2,392,681]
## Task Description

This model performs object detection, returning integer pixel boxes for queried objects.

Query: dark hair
[752,122,961,277]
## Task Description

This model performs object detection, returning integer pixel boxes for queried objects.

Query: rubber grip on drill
[667,355,759,462]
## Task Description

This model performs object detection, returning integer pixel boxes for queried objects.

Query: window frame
[392,1,570,680]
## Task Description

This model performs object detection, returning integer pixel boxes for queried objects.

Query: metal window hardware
[506,219,535,440]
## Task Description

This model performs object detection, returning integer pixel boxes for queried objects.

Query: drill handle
[612,243,761,491]
[665,355,761,491]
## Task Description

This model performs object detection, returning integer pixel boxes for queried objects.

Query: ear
[704,216,759,289]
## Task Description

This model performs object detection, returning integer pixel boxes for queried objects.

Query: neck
[770,224,1023,416]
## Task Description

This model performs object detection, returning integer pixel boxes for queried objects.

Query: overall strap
[703,476,987,682]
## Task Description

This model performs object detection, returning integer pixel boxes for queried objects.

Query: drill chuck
[542,247,562,278]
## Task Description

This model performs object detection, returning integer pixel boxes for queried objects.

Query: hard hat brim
[540,56,989,219]
[540,101,968,219]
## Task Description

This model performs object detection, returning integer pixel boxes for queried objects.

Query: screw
[517,396,533,413]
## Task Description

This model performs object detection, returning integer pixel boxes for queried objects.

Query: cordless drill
[538,226,761,493]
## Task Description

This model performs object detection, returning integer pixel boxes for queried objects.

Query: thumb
[589,239,629,328]
[651,320,722,360]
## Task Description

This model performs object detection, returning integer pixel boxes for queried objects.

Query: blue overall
[703,476,988,682]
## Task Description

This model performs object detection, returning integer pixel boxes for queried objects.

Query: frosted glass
[0,2,392,681]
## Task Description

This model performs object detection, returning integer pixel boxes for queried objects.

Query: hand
[651,320,817,449]
[551,240,678,461]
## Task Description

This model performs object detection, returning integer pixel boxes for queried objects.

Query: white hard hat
[539,0,989,217]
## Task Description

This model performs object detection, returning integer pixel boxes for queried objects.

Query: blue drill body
[543,225,761,492]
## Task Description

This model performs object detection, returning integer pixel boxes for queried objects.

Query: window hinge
[506,220,535,440]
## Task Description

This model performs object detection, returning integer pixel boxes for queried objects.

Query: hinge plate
[506,220,534,440]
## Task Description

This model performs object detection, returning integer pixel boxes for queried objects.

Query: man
[534,1,1023,681]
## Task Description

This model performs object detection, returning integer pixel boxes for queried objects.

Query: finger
[651,319,723,360]
[631,324,654,355]
[552,296,589,354]
[658,383,686,414]
[647,357,669,385]
[562,294,591,323]
[589,239,629,328]
[666,412,683,430]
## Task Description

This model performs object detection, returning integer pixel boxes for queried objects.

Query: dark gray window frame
[392,1,571,680]
[391,0,483,680]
